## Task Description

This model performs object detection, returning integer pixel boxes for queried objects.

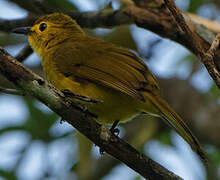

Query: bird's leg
[109,120,120,136]
[62,89,103,103]
[99,121,120,155]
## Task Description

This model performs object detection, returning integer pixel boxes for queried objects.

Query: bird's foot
[59,117,66,124]
[99,122,120,155]
[68,100,97,118]
[109,120,120,136]
[99,147,105,155]
[62,89,103,103]
[61,90,98,118]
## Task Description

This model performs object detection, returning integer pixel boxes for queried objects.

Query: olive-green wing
[54,38,160,102]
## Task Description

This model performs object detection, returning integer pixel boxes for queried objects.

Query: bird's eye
[39,23,47,32]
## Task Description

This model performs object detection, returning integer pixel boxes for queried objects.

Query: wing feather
[53,37,160,102]
[75,64,145,101]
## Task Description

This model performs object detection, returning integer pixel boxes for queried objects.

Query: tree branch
[0,10,132,32]
[0,86,25,96]
[186,12,220,34]
[0,47,182,180]
[164,0,220,88]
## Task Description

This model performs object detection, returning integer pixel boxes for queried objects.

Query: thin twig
[207,33,220,55]
[203,33,220,81]
[0,87,25,96]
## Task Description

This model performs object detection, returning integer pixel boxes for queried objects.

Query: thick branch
[0,47,182,180]
[0,10,132,32]
[164,0,220,88]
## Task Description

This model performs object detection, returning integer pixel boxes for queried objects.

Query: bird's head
[12,13,84,56]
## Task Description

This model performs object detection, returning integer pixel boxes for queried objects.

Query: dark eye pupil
[39,23,47,32]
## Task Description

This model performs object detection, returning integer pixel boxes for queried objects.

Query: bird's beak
[12,27,32,35]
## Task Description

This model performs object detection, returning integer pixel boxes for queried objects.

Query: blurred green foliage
[188,0,205,12]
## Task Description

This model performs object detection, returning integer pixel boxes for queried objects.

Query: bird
[12,13,207,164]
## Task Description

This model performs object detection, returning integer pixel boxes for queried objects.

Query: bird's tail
[143,91,208,165]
